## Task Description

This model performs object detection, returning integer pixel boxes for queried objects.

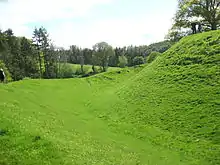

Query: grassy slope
[0,30,220,165]
[106,30,220,164]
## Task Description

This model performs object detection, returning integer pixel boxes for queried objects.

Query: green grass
[66,63,120,73]
[0,30,220,165]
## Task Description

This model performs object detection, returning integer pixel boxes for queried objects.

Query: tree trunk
[38,51,42,79]
[92,65,95,73]
[55,55,57,78]
[102,60,105,72]
[44,53,49,78]
[211,22,217,30]
[80,55,84,73]
[81,65,84,73]
[58,59,60,78]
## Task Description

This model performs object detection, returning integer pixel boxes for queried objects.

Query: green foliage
[75,67,83,75]
[2,30,24,81]
[147,51,161,63]
[0,27,58,81]
[32,26,55,79]
[57,42,171,69]
[2,27,173,81]
[20,37,39,78]
[0,30,8,52]
[0,60,12,82]
[0,29,40,81]
[59,63,75,78]
[92,42,115,72]
[165,29,191,42]
[173,0,220,31]
[141,40,173,55]
[92,65,99,73]
[133,56,145,65]
[118,55,128,68]
[57,63,118,78]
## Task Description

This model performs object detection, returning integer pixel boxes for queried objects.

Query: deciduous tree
[92,42,115,72]
[173,0,220,31]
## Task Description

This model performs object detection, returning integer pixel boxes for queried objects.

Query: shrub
[75,67,83,75]
[0,60,12,82]
[147,51,161,63]
[23,77,31,80]
[59,64,75,78]
[133,56,145,66]
[92,65,102,73]
[118,55,128,68]
[82,66,90,74]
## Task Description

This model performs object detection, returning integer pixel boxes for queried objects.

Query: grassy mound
[116,30,220,140]
[0,30,219,165]
[106,30,220,164]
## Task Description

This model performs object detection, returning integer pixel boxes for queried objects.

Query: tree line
[0,27,171,81]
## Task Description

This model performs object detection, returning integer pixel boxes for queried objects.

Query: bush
[23,77,31,80]
[133,56,145,66]
[59,64,75,78]
[92,65,102,73]
[0,60,12,82]
[75,67,83,75]
[82,66,90,74]
[118,55,128,68]
[147,51,161,63]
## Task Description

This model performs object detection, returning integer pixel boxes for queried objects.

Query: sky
[0,0,178,49]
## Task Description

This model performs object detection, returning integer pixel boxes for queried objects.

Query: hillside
[0,30,220,165]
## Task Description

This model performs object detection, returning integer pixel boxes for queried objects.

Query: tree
[32,26,51,78]
[165,28,188,42]
[82,48,93,65]
[118,55,128,68]
[0,29,8,53]
[133,56,145,66]
[20,37,39,78]
[32,27,57,79]
[46,44,58,78]
[32,27,44,78]
[56,47,65,78]
[112,47,122,66]
[79,49,84,73]
[69,45,78,64]
[41,28,51,78]
[3,29,24,80]
[173,0,220,31]
[125,45,135,66]
[92,42,115,72]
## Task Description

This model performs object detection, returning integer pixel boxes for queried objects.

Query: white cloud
[0,0,112,36]
[49,14,174,49]
[0,0,176,49]
[0,0,111,23]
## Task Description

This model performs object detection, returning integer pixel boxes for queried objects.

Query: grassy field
[63,63,120,73]
[0,30,220,165]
